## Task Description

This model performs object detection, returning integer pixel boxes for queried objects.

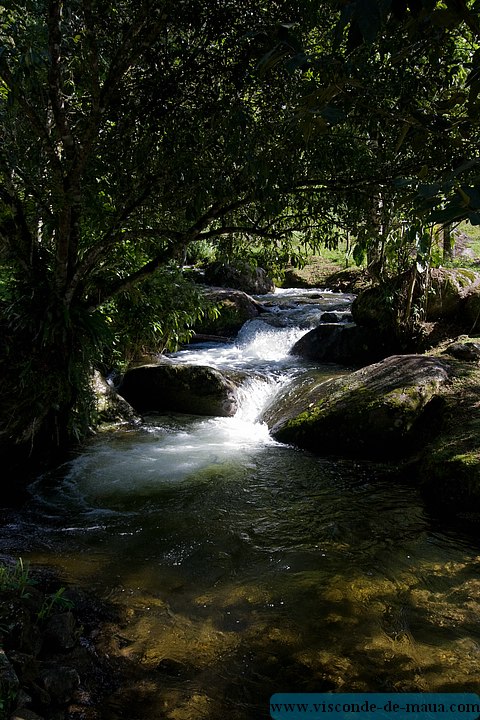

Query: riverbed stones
[43,611,78,651]
[269,355,450,460]
[118,363,238,416]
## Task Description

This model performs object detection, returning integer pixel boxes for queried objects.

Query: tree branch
[86,243,179,310]
[0,185,35,272]
[197,225,285,241]
[64,182,159,304]
[47,0,71,145]
[0,61,63,179]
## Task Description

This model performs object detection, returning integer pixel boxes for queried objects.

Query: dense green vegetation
[1,0,479,474]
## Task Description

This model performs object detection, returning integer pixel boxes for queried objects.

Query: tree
[0,0,335,468]
[250,0,480,340]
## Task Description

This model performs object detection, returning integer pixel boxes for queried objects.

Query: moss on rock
[195,288,261,337]
[270,355,450,460]
[427,267,480,320]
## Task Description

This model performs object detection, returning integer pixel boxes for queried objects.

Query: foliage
[0,0,321,462]
[0,557,36,597]
[259,0,480,274]
[37,586,74,621]
[108,266,220,364]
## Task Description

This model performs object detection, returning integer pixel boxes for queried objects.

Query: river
[2,288,480,719]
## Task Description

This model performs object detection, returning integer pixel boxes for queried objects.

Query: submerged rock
[269,355,450,460]
[118,363,238,417]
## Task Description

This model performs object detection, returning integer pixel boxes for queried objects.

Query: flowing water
[2,288,480,718]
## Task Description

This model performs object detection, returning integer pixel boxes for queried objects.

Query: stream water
[2,288,480,719]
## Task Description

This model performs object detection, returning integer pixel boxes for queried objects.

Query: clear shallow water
[3,289,480,719]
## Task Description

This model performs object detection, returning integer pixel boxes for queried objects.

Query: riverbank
[0,562,118,720]
[281,256,369,293]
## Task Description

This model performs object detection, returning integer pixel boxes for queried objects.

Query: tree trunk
[443,223,454,261]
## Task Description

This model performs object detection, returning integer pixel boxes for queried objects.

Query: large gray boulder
[269,355,450,460]
[118,363,238,417]
[427,267,480,320]
[195,288,261,337]
[290,323,394,366]
[203,262,274,295]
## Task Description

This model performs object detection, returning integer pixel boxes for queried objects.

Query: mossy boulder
[351,268,480,333]
[416,357,480,514]
[92,371,141,425]
[195,288,261,337]
[420,449,480,513]
[203,262,274,295]
[461,287,480,332]
[351,285,396,330]
[269,355,450,460]
[118,363,238,417]
[290,323,395,366]
[281,259,368,293]
[426,267,480,320]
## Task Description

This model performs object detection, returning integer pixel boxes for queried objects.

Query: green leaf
[352,243,366,265]
[418,183,443,198]
[426,206,467,224]
[459,185,480,208]
[468,211,480,225]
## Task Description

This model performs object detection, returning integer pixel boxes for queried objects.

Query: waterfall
[234,320,309,364]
